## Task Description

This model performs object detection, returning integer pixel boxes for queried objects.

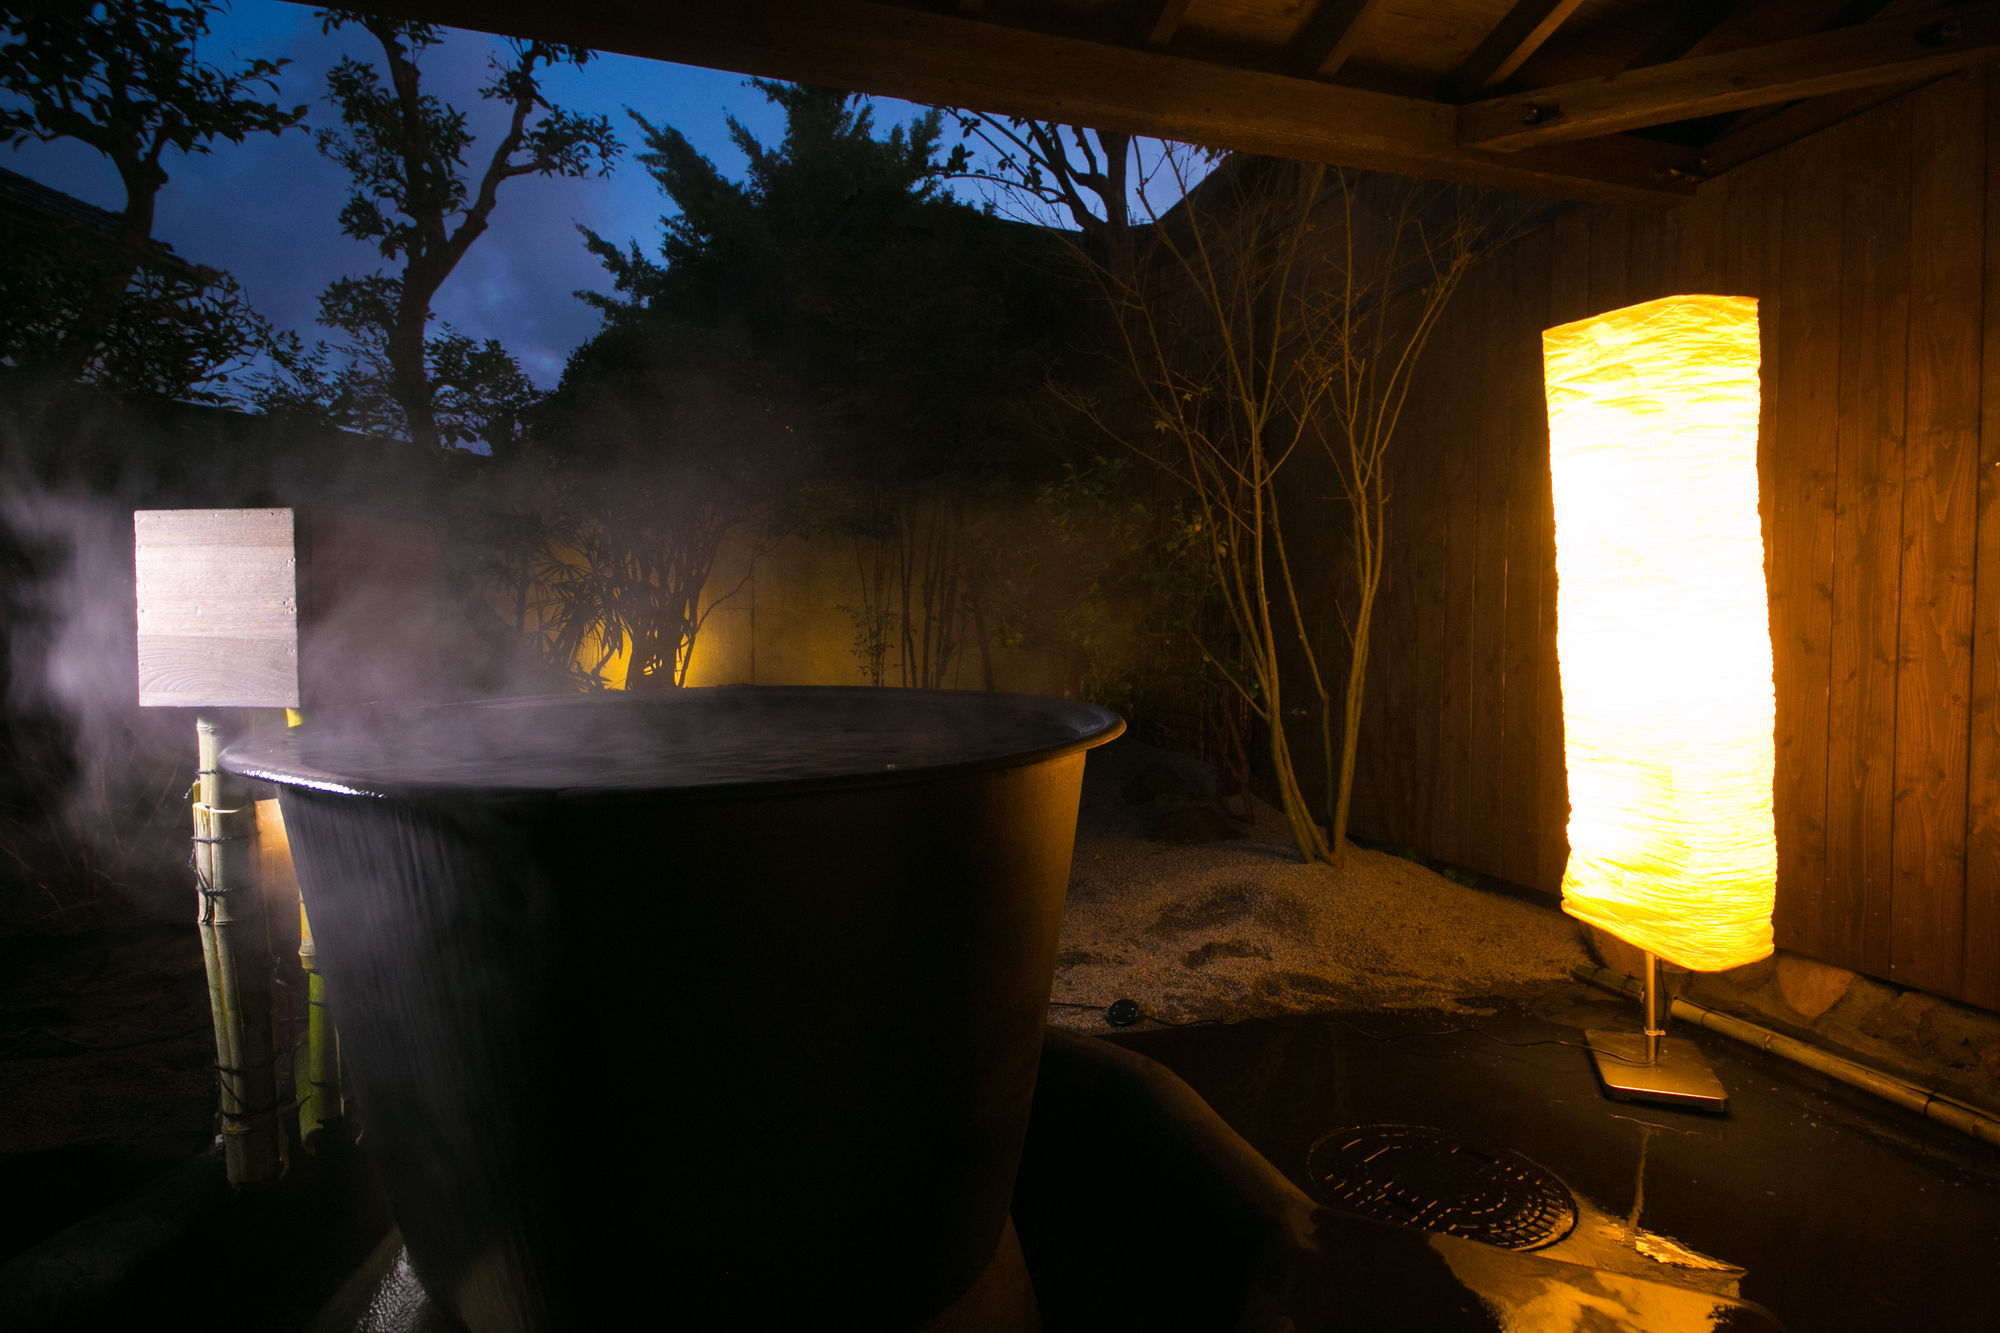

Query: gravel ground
[1049,737,1591,1033]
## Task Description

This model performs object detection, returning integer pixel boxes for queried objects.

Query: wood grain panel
[1697,148,1787,964]
[1729,154,1790,968]
[1355,348,1403,847]
[1400,299,1453,852]
[1767,123,1842,963]
[1965,67,2000,1012]
[1587,206,1631,319]
[1436,270,1484,867]
[1625,200,1676,308]
[1365,299,1440,850]
[1468,256,1513,873]
[1890,76,1985,993]
[1500,229,1553,888]
[1539,210,1591,893]
[1829,102,1912,979]
[1674,168,1732,293]
[134,508,300,709]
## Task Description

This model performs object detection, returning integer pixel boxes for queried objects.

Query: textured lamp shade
[1543,295,1775,972]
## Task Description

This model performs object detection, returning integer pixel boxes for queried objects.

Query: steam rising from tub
[0,401,555,923]
[2,473,191,921]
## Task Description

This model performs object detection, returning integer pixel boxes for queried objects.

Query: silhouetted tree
[948,114,1140,283]
[0,0,303,397]
[255,316,537,455]
[305,11,618,450]
[562,82,1078,687]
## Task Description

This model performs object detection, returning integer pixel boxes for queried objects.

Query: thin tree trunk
[1331,562,1378,860]
[1265,704,1331,862]
[390,286,441,452]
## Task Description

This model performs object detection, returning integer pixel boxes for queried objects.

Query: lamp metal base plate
[1586,1030,1728,1113]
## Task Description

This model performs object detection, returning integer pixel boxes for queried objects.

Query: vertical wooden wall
[1333,68,2000,1012]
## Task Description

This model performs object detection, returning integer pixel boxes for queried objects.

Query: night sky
[2,0,1000,389]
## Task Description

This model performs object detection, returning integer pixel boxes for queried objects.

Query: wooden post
[194,717,283,1186]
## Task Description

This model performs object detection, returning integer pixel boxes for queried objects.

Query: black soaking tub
[224,687,1122,1333]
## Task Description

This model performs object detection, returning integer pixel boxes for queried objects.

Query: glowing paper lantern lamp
[1542,294,1775,1111]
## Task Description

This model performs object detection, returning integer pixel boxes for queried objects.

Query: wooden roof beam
[1462,1,2000,150]
[1146,0,1195,49]
[1697,79,1926,174]
[332,0,1697,208]
[1694,0,1930,145]
[1447,0,1587,100]
[1288,0,1389,79]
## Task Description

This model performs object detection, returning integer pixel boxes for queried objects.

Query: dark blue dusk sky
[4,0,1085,389]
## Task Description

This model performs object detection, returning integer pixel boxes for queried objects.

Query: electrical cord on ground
[0,1021,214,1058]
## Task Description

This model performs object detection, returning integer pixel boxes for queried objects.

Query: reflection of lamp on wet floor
[1542,295,1776,1112]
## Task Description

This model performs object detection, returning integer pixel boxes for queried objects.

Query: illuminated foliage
[525,324,810,691]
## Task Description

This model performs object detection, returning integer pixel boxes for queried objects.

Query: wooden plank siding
[1326,66,2000,1011]
[1770,121,1843,967]
[1400,303,1451,853]
[1969,72,2000,1013]
[1538,209,1591,891]
[1830,99,1912,982]
[1893,77,1984,994]
[1500,228,1554,889]
[1468,256,1514,873]
[1435,281,1483,869]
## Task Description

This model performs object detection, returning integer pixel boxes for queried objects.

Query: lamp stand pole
[1586,952,1729,1113]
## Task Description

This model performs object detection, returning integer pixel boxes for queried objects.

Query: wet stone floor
[1106,990,2000,1333]
[309,988,2000,1333]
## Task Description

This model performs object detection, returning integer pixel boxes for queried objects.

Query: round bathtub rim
[220,685,1126,805]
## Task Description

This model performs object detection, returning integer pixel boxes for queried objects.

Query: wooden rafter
[336,0,1698,207]
[1288,0,1388,79]
[1447,0,1587,100]
[1698,0,1931,142]
[1462,1,2000,150]
[1146,0,1195,49]
[1697,79,1926,173]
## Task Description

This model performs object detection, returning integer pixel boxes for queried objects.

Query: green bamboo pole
[194,717,283,1185]
[285,707,345,1151]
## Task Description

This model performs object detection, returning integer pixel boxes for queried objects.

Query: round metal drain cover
[1305,1124,1576,1251]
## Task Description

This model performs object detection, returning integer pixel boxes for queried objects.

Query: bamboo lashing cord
[193,718,283,1185]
